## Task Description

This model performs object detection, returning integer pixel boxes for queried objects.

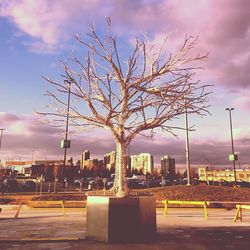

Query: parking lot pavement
[1,207,250,249]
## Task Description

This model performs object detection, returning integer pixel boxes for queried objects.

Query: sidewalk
[1,207,250,249]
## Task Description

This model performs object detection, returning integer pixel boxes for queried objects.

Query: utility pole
[62,80,72,167]
[31,148,35,164]
[40,174,43,195]
[185,106,191,186]
[0,129,5,164]
[0,129,5,149]
[226,108,237,186]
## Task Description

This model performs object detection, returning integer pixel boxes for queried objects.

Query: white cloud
[0,0,104,53]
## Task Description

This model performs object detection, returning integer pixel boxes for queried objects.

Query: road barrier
[161,200,210,220]
[44,201,66,217]
[14,202,23,219]
[0,200,87,219]
[13,200,66,219]
[234,204,250,222]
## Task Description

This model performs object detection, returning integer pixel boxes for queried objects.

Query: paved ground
[1,205,250,249]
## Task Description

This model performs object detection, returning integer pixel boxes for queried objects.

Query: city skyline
[1,0,250,167]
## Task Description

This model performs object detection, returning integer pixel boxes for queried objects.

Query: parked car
[127,178,144,189]
[191,178,200,185]
[236,181,250,188]
[159,179,172,186]
[2,178,34,192]
[0,183,7,193]
[3,179,19,192]
[148,179,160,188]
[24,181,36,191]
[86,178,104,190]
[73,178,89,188]
[18,182,32,192]
[106,181,114,189]
[137,180,147,188]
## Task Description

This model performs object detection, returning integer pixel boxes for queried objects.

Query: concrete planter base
[85,195,156,243]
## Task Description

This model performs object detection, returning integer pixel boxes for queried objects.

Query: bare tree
[40,19,210,197]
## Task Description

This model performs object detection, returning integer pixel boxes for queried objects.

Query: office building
[131,153,154,174]
[104,151,116,170]
[161,155,176,180]
[198,167,250,182]
[80,150,90,169]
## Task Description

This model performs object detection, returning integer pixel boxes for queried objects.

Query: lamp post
[0,129,5,164]
[54,177,58,194]
[64,178,68,192]
[40,174,44,195]
[226,108,237,186]
[184,106,191,186]
[31,149,35,164]
[62,80,72,167]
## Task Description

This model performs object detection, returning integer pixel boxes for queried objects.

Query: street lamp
[225,108,237,186]
[64,178,68,192]
[61,80,72,167]
[40,174,44,195]
[54,177,58,194]
[184,105,191,186]
[0,128,5,164]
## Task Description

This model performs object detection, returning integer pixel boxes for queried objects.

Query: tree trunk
[112,141,128,197]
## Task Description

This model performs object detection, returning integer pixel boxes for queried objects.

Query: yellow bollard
[233,204,250,222]
[61,200,66,217]
[14,202,23,219]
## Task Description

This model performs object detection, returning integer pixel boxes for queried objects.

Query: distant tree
[138,169,144,176]
[175,170,182,179]
[190,168,198,179]
[152,168,160,178]
[126,166,132,178]
[40,18,210,197]
[183,169,187,178]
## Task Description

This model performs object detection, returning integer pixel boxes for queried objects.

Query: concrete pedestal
[85,195,156,243]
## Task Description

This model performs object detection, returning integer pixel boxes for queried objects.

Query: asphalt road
[1,206,250,249]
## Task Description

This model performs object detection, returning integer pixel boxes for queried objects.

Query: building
[131,153,154,174]
[4,160,33,175]
[3,160,64,176]
[161,155,176,180]
[104,151,116,170]
[80,150,90,169]
[198,167,250,183]
[84,159,99,170]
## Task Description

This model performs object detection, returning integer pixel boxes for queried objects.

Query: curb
[0,237,83,243]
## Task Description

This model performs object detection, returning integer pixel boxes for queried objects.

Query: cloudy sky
[0,0,250,168]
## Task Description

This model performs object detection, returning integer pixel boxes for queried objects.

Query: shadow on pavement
[0,226,250,250]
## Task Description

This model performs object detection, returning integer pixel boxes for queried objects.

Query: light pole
[184,106,191,185]
[31,148,35,164]
[40,174,44,195]
[62,80,72,167]
[54,177,58,194]
[0,129,5,164]
[226,108,237,186]
[64,178,68,192]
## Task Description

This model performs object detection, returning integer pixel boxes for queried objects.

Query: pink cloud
[1,1,250,166]
[0,112,21,126]
[233,90,250,111]
[2,0,250,89]
[0,112,115,161]
[163,0,250,89]
[0,0,104,52]
[1,112,250,167]
[109,0,250,89]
